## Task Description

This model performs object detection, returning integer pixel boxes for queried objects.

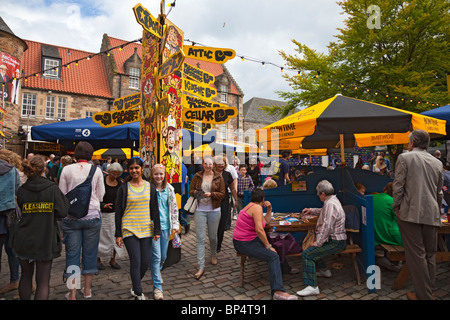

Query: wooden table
[389,221,450,290]
[264,214,317,233]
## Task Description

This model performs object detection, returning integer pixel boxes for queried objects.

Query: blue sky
[0,0,346,104]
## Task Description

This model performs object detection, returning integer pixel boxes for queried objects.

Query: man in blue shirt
[274,150,291,186]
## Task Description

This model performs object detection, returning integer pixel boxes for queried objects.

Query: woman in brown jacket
[189,155,225,279]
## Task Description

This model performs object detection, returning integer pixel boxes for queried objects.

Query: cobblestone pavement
[1,218,449,301]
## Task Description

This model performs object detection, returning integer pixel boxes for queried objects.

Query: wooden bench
[380,243,450,289]
[237,243,362,287]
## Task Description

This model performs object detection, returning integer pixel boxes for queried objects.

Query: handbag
[183,196,198,215]
[302,230,316,251]
[172,233,182,248]
[65,165,96,219]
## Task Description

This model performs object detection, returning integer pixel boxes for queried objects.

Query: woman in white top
[59,141,105,300]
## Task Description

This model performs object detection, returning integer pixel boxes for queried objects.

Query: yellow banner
[355,132,410,147]
[182,78,216,100]
[93,108,140,128]
[183,63,215,84]
[133,3,163,38]
[112,92,141,110]
[183,45,236,64]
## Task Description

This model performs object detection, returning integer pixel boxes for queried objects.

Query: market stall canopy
[256,95,446,149]
[92,148,140,160]
[31,118,217,150]
[421,104,450,140]
[183,141,236,157]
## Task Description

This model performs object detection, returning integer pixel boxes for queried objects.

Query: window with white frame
[21,93,36,117]
[43,58,60,78]
[85,111,94,118]
[57,97,67,120]
[220,85,228,103]
[129,67,140,89]
[220,124,228,139]
[46,96,56,119]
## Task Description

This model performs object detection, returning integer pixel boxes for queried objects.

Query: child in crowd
[237,164,255,212]
[149,164,180,300]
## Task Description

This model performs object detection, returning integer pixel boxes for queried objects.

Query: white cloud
[0,0,346,102]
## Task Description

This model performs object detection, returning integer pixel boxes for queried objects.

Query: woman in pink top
[233,188,297,300]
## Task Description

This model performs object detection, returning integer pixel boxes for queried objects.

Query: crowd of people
[0,129,447,300]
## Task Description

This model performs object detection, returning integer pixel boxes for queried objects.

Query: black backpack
[65,165,97,219]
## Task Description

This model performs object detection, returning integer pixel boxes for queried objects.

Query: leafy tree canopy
[270,0,449,117]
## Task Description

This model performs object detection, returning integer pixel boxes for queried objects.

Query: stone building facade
[0,17,28,155]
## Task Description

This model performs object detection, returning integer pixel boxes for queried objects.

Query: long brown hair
[22,155,46,179]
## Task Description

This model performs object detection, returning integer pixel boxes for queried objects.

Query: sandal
[110,261,121,269]
[194,269,204,280]
[65,292,76,300]
[80,287,92,299]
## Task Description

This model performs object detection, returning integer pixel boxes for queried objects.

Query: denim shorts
[62,217,102,278]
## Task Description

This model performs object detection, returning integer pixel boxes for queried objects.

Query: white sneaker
[135,293,146,300]
[316,269,332,278]
[154,288,163,300]
[296,286,320,297]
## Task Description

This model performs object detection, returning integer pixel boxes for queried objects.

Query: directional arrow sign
[159,50,185,79]
[183,46,236,64]
[133,3,163,38]
[93,108,140,128]
[182,78,216,100]
[112,92,141,110]
[183,63,215,85]
[182,107,237,124]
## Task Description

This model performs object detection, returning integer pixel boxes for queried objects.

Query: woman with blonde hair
[149,163,180,300]
[189,155,225,279]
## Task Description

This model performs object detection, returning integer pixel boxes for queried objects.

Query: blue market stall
[31,118,217,150]
[244,167,393,293]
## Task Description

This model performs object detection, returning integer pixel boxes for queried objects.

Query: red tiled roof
[107,36,240,96]
[22,40,112,99]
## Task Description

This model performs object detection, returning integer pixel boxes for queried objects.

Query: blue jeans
[151,229,169,291]
[62,217,102,278]
[123,235,153,295]
[195,209,221,269]
[233,237,285,295]
[0,231,19,282]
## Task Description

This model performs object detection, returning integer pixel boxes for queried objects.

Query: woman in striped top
[115,157,160,300]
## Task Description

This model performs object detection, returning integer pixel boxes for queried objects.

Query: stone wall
[0,29,27,155]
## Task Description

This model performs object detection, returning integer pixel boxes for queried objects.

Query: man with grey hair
[296,180,347,297]
[393,129,443,300]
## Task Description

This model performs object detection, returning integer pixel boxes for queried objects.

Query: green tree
[273,0,449,117]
